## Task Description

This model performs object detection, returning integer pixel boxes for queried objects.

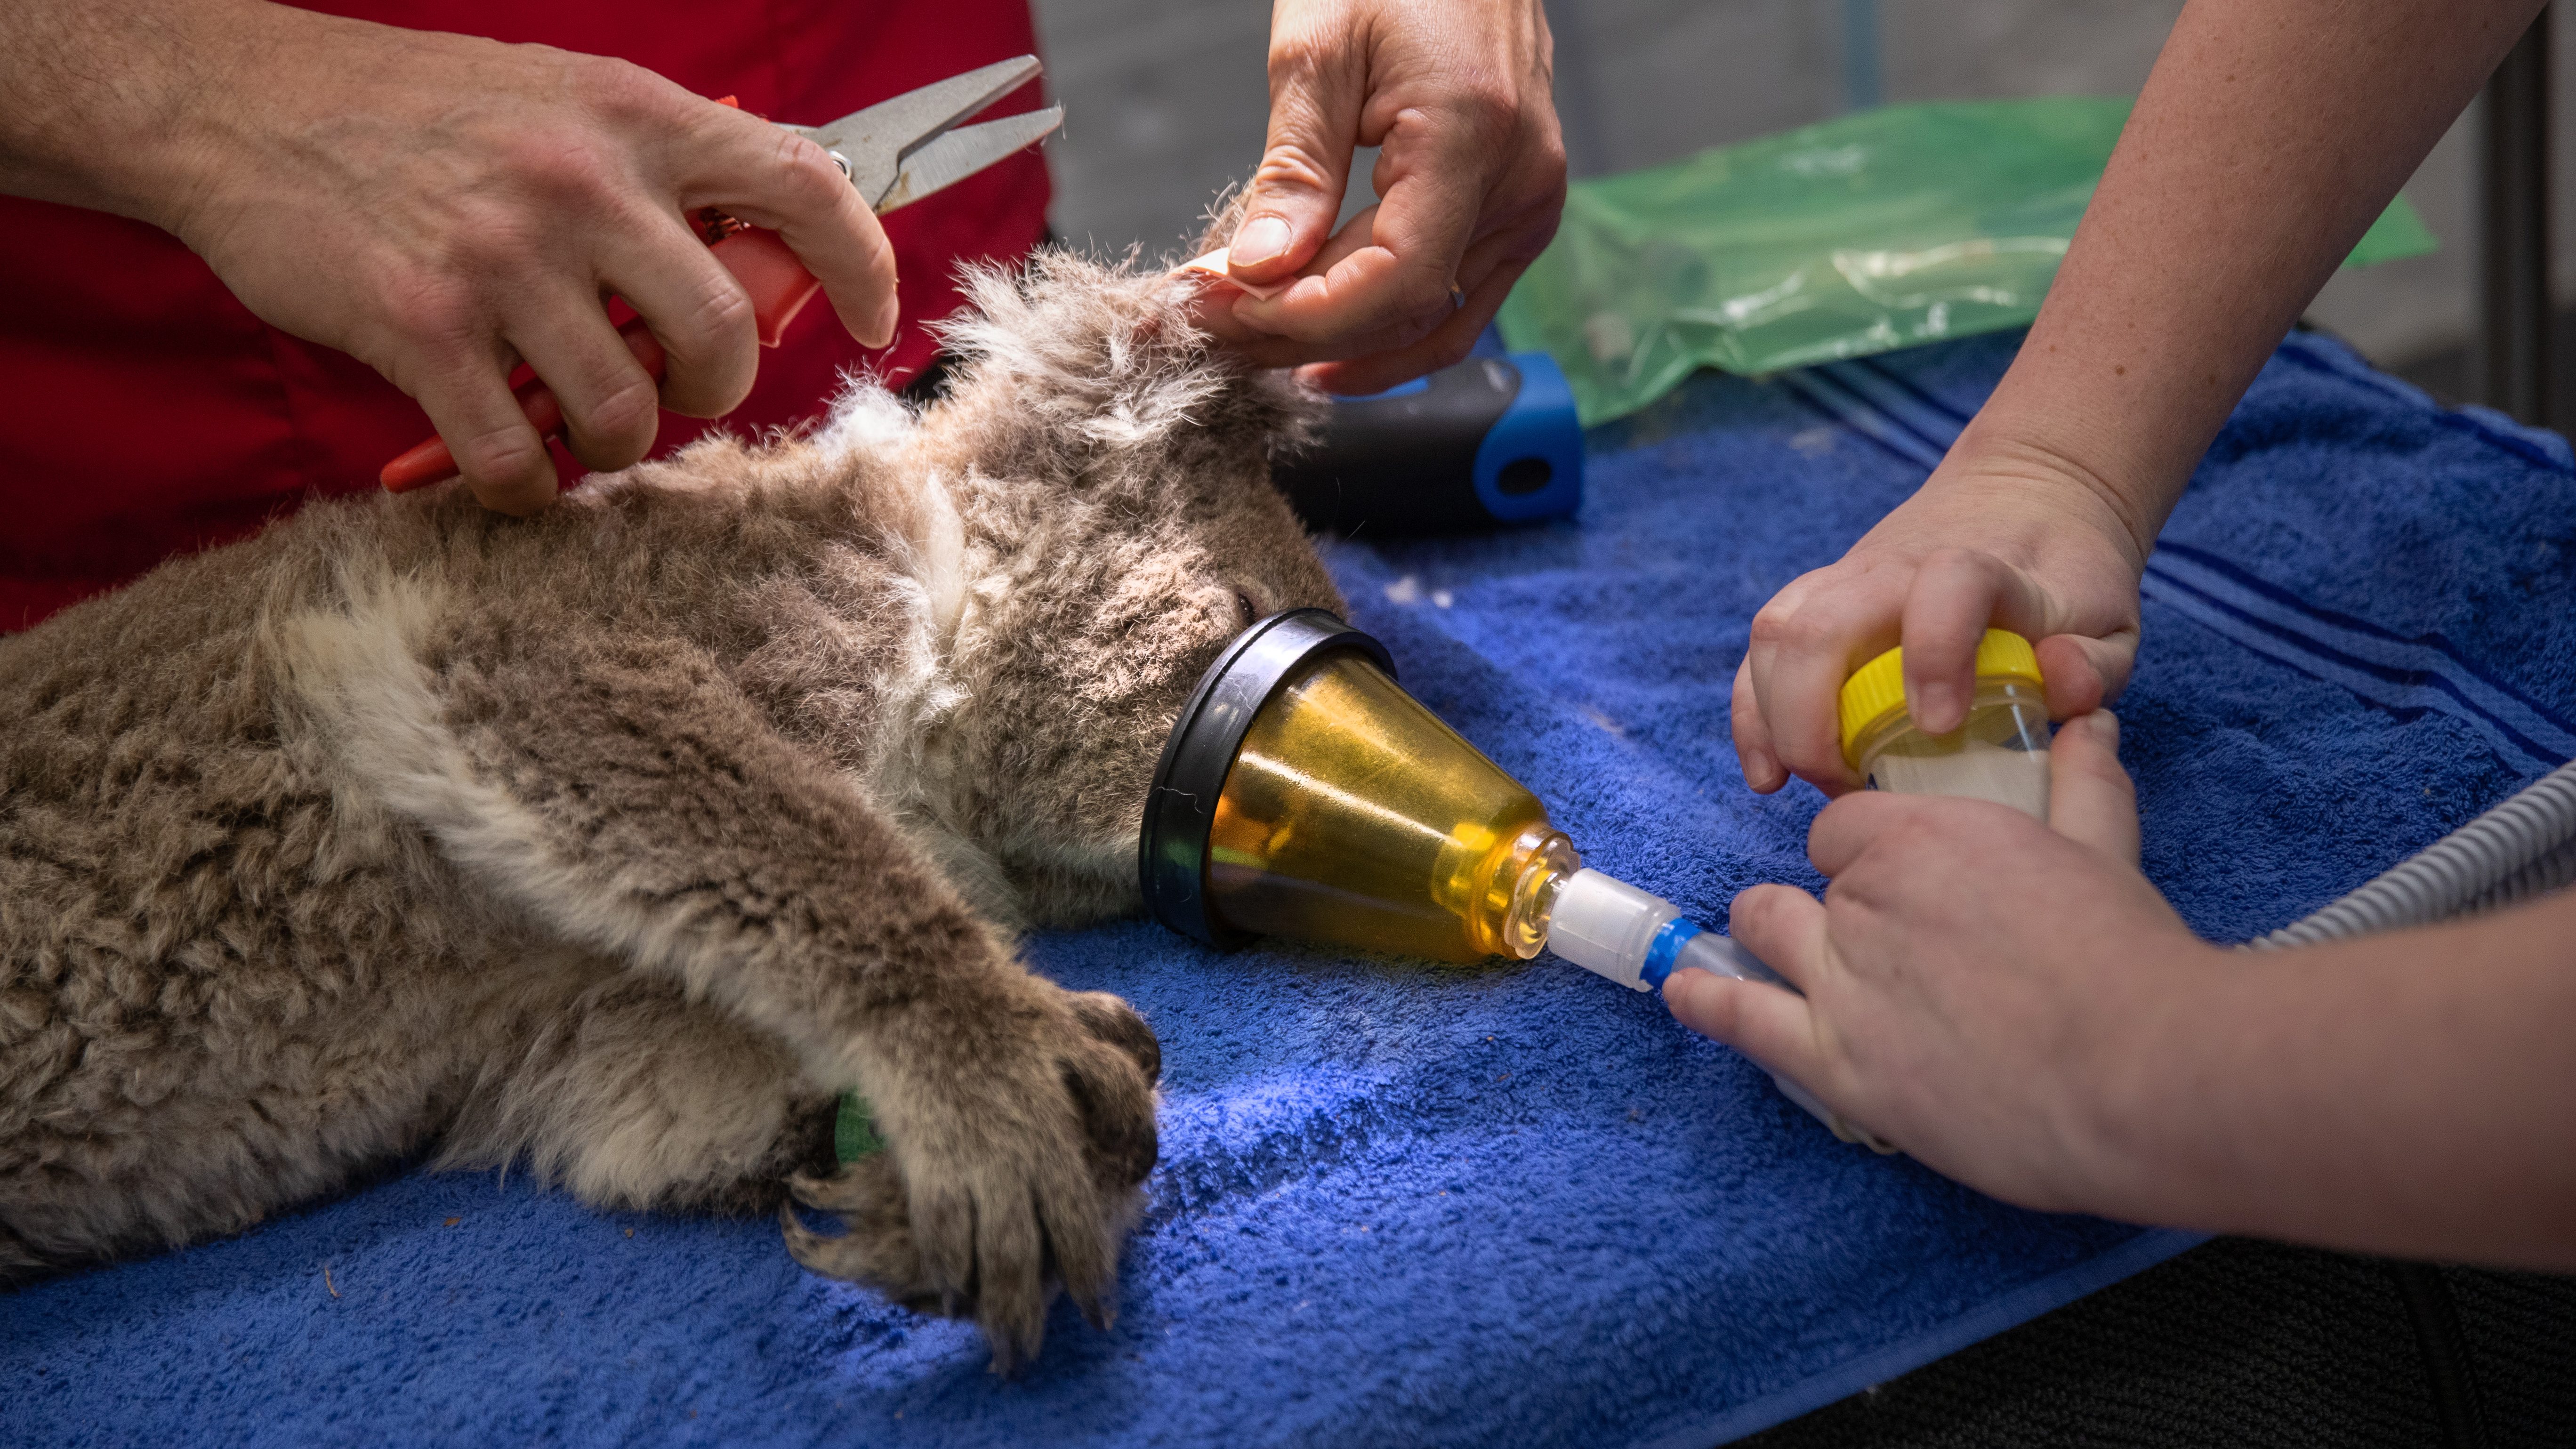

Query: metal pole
[1843,0,1884,113]
[2479,7,2552,426]
[1545,0,1612,179]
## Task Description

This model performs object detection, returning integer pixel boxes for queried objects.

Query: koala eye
[1234,590,1259,629]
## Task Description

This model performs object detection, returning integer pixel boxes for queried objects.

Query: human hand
[1191,0,1566,395]
[1732,439,2156,796]
[1668,712,2222,1214]
[137,3,898,514]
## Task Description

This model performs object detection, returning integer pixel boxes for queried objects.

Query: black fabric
[2387,1260,2491,1447]
[2452,1262,2576,1448]
[1735,1239,2576,1448]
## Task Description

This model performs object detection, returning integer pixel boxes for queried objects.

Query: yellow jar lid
[1837,628,2044,765]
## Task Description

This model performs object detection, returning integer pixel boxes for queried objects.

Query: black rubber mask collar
[1136,608,1395,946]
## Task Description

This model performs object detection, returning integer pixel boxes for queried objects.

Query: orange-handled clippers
[381,56,1061,492]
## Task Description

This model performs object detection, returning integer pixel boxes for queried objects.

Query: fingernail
[1910,680,1958,730]
[1740,746,1779,791]
[870,293,902,348]
[1230,216,1291,268]
[2091,710,2121,749]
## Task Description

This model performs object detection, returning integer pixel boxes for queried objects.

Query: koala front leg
[376,630,1158,1365]
[437,973,845,1216]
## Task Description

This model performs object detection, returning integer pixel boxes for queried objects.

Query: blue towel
[7,329,2573,1448]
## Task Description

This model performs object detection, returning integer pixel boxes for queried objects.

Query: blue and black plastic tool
[1272,330,1583,536]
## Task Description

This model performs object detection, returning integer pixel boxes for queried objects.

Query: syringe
[1543,869,1894,1152]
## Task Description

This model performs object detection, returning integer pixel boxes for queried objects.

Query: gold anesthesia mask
[1138,610,1577,963]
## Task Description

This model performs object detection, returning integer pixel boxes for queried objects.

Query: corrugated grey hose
[2237,755,2576,1449]
[2247,757,2576,949]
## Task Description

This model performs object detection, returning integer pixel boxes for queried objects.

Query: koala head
[906,249,1344,926]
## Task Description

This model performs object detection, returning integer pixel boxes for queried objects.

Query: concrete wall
[1030,0,2568,372]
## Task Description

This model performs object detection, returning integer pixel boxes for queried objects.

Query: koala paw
[779,987,1160,1370]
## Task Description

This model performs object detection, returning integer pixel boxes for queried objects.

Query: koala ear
[928,249,1326,490]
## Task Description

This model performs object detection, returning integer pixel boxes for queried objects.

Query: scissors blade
[787,56,1046,208]
[875,106,1063,214]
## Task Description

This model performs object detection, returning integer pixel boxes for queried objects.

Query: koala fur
[0,249,1343,1368]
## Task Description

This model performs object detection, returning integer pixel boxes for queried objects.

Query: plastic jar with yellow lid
[1838,629,2052,818]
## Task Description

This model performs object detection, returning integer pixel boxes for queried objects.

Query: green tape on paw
[835,1090,885,1164]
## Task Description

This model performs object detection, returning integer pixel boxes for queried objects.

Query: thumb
[2036,628,2140,719]
[2047,710,2141,867]
[1668,885,1830,1082]
[1229,34,1364,282]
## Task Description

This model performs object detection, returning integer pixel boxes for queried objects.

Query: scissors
[380,56,1063,491]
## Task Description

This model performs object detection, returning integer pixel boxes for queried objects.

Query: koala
[0,247,1343,1368]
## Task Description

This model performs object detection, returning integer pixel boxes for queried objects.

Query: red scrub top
[0,0,1051,631]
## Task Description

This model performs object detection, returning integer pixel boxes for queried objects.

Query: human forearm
[2098,890,2576,1267]
[1958,0,2544,554]
[1687,716,2576,1270]
[0,0,896,514]
[1736,0,2546,794]
[0,0,241,224]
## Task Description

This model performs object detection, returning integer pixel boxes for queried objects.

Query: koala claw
[778,1158,927,1296]
[778,987,1163,1371]
[785,1167,871,1214]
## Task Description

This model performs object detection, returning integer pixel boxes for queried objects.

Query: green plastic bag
[1496,97,2437,427]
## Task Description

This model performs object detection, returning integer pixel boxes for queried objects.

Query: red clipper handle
[380,225,827,491]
